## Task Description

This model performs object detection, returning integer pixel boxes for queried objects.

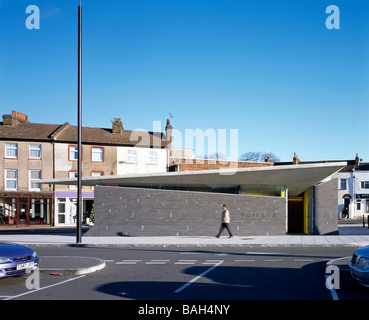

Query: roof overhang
[40,162,346,197]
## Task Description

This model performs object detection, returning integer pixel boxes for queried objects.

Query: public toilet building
[42,162,346,236]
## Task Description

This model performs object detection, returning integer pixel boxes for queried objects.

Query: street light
[76,0,83,243]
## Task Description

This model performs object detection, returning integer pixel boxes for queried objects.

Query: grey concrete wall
[85,186,287,237]
[314,178,339,235]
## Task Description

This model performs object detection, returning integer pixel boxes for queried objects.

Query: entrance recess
[288,196,304,233]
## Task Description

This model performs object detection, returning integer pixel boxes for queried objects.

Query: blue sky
[0,0,368,162]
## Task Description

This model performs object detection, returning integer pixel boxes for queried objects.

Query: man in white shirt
[216,204,233,238]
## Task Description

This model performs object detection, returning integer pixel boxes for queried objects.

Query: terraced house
[0,111,171,226]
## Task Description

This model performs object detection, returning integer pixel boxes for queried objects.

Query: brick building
[0,111,171,226]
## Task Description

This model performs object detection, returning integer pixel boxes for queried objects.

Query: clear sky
[1,0,368,162]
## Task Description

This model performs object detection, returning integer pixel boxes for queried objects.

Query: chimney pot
[293,153,300,165]
[355,153,360,167]
[112,117,123,134]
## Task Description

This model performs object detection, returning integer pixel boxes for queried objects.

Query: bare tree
[206,152,228,160]
[239,151,280,162]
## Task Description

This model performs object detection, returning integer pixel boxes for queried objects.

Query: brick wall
[86,186,287,237]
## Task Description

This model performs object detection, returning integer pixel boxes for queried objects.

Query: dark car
[349,245,369,286]
[0,241,39,278]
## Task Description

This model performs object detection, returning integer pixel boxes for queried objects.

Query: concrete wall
[86,186,287,237]
[314,178,339,235]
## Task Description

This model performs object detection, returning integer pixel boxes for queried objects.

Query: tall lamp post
[76,0,83,243]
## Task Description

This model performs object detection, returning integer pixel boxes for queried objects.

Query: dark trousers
[216,223,233,237]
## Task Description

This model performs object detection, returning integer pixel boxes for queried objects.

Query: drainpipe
[285,187,288,234]
[353,169,356,218]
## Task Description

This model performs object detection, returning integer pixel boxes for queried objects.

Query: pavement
[1,220,369,275]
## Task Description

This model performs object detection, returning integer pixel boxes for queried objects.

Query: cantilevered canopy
[40,162,346,197]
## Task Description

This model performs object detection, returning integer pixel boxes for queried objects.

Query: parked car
[0,241,39,278]
[349,245,369,286]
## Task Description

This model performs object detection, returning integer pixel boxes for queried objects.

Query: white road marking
[264,259,284,262]
[3,275,86,300]
[180,252,203,255]
[174,260,224,293]
[175,260,197,265]
[116,260,142,265]
[235,259,256,262]
[146,260,169,265]
[294,259,314,262]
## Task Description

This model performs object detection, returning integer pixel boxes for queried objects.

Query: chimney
[355,153,360,167]
[165,118,172,142]
[2,110,30,126]
[265,156,272,163]
[112,118,123,134]
[293,152,300,165]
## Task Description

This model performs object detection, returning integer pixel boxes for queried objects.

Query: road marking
[325,275,339,300]
[146,260,170,265]
[175,260,197,265]
[117,260,142,265]
[180,252,203,255]
[174,260,224,293]
[3,275,86,300]
[325,256,351,300]
[294,259,314,262]
[264,259,284,262]
[235,259,256,262]
[203,259,224,265]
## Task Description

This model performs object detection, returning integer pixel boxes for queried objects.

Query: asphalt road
[1,246,368,302]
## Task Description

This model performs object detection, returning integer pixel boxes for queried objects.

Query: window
[357,200,361,211]
[127,149,137,163]
[340,179,347,190]
[69,146,78,161]
[69,171,78,190]
[29,170,41,191]
[5,170,17,190]
[91,171,104,177]
[5,143,18,158]
[147,150,157,164]
[29,144,41,159]
[91,147,104,162]
[91,171,103,190]
[361,181,369,189]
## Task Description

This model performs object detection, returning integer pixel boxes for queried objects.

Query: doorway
[288,197,304,233]
[18,201,29,225]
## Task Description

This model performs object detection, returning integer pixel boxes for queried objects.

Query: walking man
[216,204,233,238]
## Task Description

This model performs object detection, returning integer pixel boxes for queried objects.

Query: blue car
[0,241,39,278]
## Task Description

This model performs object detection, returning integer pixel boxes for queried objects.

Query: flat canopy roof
[41,162,346,197]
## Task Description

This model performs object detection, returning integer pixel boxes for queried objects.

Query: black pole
[76,0,82,244]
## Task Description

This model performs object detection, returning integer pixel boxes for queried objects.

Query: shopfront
[356,194,369,216]
[0,192,53,226]
[54,191,94,226]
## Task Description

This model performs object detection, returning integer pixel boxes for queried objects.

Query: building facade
[0,111,171,227]
[337,154,369,219]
